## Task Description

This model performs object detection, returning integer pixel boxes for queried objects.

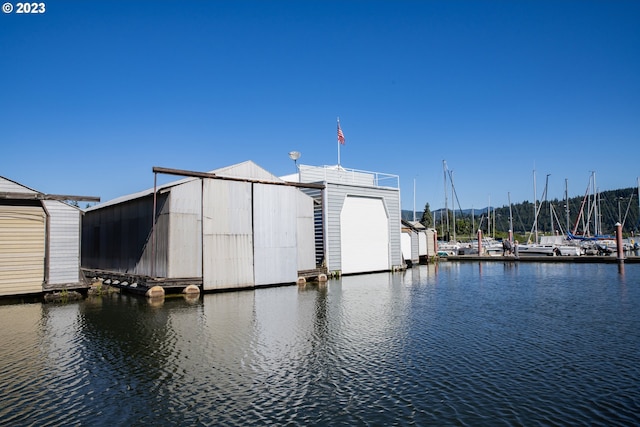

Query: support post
[615,222,624,263]
[477,229,483,256]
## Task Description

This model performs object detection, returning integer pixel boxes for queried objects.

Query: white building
[285,165,403,275]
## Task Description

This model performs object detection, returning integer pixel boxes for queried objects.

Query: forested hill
[403,186,640,236]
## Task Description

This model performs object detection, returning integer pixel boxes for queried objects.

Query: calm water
[1,262,639,426]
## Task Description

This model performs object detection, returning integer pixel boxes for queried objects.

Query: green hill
[404,186,639,239]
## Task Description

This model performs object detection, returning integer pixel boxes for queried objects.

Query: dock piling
[615,222,625,263]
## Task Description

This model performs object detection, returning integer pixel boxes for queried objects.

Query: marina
[1,263,638,425]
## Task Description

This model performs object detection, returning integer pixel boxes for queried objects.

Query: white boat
[513,235,583,257]
[515,243,558,256]
[485,239,513,256]
[539,236,582,256]
[437,241,460,256]
[517,243,583,256]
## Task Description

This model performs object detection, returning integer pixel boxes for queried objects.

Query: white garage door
[0,205,46,296]
[340,196,389,274]
[401,232,412,261]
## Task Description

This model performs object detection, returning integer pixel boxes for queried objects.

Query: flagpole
[337,117,341,168]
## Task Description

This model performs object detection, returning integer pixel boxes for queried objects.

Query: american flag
[337,121,345,145]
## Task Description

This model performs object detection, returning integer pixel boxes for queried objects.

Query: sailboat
[517,171,582,256]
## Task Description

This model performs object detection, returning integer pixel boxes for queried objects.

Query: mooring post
[434,229,438,256]
[477,229,483,256]
[615,222,624,263]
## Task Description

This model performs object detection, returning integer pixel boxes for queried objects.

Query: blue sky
[2,0,639,212]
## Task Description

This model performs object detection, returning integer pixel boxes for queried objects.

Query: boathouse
[419,226,438,261]
[284,165,403,275]
[401,220,420,267]
[0,176,99,297]
[81,161,320,292]
[402,220,438,262]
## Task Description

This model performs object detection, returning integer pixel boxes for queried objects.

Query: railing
[298,165,399,189]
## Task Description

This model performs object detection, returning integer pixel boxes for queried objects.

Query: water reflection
[0,264,639,425]
[618,262,625,278]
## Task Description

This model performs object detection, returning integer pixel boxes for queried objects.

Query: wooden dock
[82,267,330,296]
[82,268,203,296]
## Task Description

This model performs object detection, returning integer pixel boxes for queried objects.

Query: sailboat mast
[591,171,602,236]
[472,207,475,236]
[451,170,456,243]
[565,179,570,235]
[443,160,449,241]
[545,174,551,236]
[413,178,416,222]
[508,192,513,243]
[488,195,491,237]
[533,170,538,243]
[550,191,553,235]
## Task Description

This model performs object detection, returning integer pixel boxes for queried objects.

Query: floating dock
[442,255,640,263]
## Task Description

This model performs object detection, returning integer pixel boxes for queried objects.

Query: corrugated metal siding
[167,179,202,278]
[295,189,316,271]
[410,230,419,263]
[82,194,166,276]
[0,205,45,296]
[325,183,402,273]
[300,187,325,268]
[0,177,38,194]
[145,196,170,277]
[202,179,254,290]
[253,184,298,286]
[325,185,344,272]
[42,201,81,285]
[340,196,390,274]
[213,160,283,182]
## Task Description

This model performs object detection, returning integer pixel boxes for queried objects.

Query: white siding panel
[401,232,412,263]
[253,184,297,286]
[411,230,419,263]
[325,184,402,273]
[0,205,45,296]
[213,161,283,182]
[325,186,345,272]
[202,179,254,290]
[296,189,316,271]
[167,179,202,278]
[0,177,38,194]
[42,201,81,285]
[419,232,427,256]
[340,196,390,274]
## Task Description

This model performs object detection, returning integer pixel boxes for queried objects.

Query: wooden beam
[0,192,101,202]
[152,166,325,190]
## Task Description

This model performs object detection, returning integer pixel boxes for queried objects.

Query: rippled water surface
[1,262,639,426]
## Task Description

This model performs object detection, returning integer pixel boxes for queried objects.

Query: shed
[404,221,438,262]
[0,176,96,296]
[81,161,319,291]
[401,220,420,267]
[287,165,403,275]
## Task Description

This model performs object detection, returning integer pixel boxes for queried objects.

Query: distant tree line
[403,187,640,241]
